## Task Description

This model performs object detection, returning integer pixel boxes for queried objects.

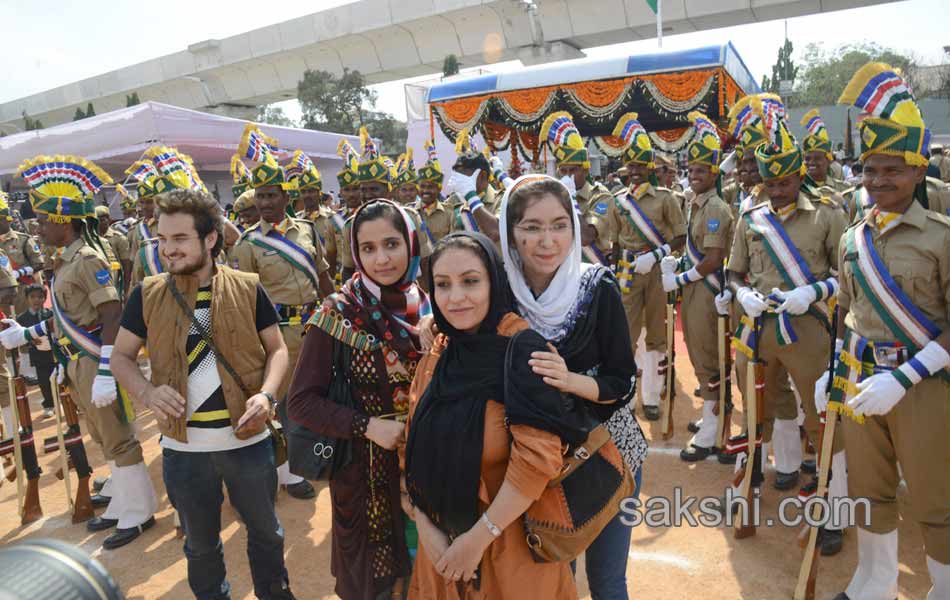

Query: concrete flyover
[1,0,897,131]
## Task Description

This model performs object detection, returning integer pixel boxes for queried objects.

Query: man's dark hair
[24,283,46,299]
[155,189,225,258]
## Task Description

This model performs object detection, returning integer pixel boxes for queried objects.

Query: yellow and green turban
[838,62,930,167]
[337,139,360,188]
[727,94,779,158]
[237,124,294,190]
[285,150,322,191]
[686,111,722,172]
[17,155,111,223]
[357,126,392,187]
[612,113,654,167]
[541,111,589,169]
[94,205,111,220]
[753,96,804,181]
[417,140,444,184]
[126,146,206,199]
[393,147,418,187]
[231,154,252,198]
[800,109,833,159]
[0,191,12,222]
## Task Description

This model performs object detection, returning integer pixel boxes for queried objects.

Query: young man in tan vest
[111,189,295,600]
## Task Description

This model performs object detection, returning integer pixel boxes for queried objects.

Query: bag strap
[166,275,254,398]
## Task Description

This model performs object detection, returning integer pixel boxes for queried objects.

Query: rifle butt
[71,477,94,524]
[21,477,42,525]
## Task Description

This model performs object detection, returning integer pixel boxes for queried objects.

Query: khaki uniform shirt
[608,183,687,251]
[127,218,163,287]
[924,177,950,217]
[0,230,44,273]
[104,225,131,262]
[838,200,950,340]
[686,189,734,255]
[53,238,120,329]
[577,181,613,251]
[729,191,847,293]
[402,206,434,258]
[418,201,452,245]
[300,208,337,261]
[0,252,18,383]
[232,217,329,306]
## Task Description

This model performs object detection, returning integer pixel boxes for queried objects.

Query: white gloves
[446,170,482,211]
[849,341,949,416]
[660,256,679,292]
[0,318,36,350]
[772,285,818,316]
[14,266,33,279]
[632,244,670,275]
[736,287,769,318]
[91,345,117,408]
[52,364,65,386]
[559,174,577,199]
[714,289,733,316]
[490,156,514,190]
[814,371,830,413]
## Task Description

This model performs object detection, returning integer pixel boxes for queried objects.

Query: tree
[363,111,408,155]
[796,42,918,107]
[85,103,95,117]
[298,67,377,133]
[126,92,141,107]
[22,111,43,130]
[761,37,799,99]
[257,105,296,127]
[442,54,460,77]
[73,106,86,121]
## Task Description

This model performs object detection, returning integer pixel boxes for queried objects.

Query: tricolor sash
[614,185,666,251]
[581,243,608,266]
[246,228,320,290]
[330,211,346,234]
[418,216,436,246]
[853,188,873,221]
[684,226,721,294]
[744,205,831,345]
[457,207,479,233]
[732,314,758,359]
[137,221,163,277]
[846,221,943,360]
[50,277,135,424]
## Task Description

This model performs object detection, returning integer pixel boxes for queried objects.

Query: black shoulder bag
[285,338,355,480]
[166,275,288,465]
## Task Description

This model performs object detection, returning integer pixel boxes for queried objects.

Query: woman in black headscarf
[403,232,579,599]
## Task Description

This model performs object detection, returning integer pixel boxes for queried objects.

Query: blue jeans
[575,467,643,600]
[163,438,289,600]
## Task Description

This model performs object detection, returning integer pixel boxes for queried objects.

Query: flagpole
[657,0,663,48]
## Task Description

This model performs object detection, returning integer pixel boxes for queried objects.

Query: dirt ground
[0,319,933,599]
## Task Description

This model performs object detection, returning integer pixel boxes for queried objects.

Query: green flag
[645,0,657,13]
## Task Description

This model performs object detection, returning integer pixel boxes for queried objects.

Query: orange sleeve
[505,424,564,501]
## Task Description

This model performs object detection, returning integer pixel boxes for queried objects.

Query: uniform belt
[276,303,316,325]
[57,326,103,362]
[870,342,907,371]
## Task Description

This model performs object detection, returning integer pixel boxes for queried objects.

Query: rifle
[795,306,840,600]
[714,267,733,452]
[0,313,43,525]
[735,316,763,539]
[659,289,677,440]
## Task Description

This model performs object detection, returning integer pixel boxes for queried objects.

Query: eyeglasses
[514,222,573,238]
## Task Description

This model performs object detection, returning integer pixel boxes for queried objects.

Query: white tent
[0,101,359,206]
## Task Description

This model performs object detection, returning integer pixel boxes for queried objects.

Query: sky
[2,0,947,123]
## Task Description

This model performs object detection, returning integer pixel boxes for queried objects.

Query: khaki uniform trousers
[734,314,839,453]
[842,376,950,563]
[67,355,143,467]
[681,282,720,402]
[278,323,306,402]
[621,266,667,354]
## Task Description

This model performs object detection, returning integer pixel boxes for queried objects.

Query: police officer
[2,155,157,549]
[336,139,364,283]
[830,63,950,600]
[608,112,687,420]
[726,102,848,555]
[96,206,131,294]
[291,154,338,282]
[231,126,333,500]
[415,143,453,247]
[800,109,851,195]
[660,113,735,461]
[0,194,44,314]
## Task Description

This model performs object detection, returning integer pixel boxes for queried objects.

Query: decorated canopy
[426,43,759,163]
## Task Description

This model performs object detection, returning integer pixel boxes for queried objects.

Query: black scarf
[405,232,513,538]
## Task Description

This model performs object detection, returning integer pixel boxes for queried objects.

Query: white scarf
[500,174,593,340]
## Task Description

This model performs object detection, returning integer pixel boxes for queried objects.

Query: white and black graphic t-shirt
[122,283,279,452]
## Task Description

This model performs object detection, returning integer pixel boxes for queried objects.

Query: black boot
[687,420,700,433]
[773,470,800,491]
[643,406,660,421]
[801,458,817,475]
[819,528,844,556]
[680,444,714,462]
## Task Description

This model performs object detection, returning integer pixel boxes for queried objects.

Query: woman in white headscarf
[499,174,646,600]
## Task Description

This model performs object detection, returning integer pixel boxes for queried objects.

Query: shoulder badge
[94,269,111,285]
[707,218,721,233]
[594,201,608,215]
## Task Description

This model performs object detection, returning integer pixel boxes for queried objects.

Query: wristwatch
[260,391,276,410]
[480,512,502,538]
